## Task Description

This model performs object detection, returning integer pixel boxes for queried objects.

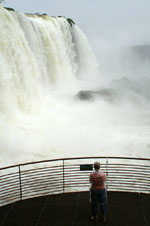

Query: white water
[0,6,150,168]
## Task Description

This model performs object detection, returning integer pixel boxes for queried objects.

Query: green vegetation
[67,18,75,26]
[35,12,47,16]
[57,16,75,26]
[4,7,15,11]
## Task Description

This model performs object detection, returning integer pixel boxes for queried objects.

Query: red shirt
[90,170,106,190]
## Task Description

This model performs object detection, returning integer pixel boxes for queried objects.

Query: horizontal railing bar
[1,156,150,170]
[21,166,63,174]
[22,190,63,199]
[22,188,63,195]
[0,177,19,183]
[63,180,147,185]
[21,174,63,180]
[22,182,63,188]
[21,176,63,181]
[21,175,63,180]
[16,173,150,182]
[106,167,150,171]
[0,193,20,199]
[63,177,150,182]
[0,173,19,179]
[107,180,150,184]
[22,189,63,195]
[64,163,150,168]
[107,175,150,179]
[0,186,20,193]
[0,194,20,199]
[23,185,62,194]
[107,173,150,177]
[62,170,150,176]
[106,182,148,187]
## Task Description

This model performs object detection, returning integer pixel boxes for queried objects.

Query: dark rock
[76,88,118,102]
[76,90,95,101]
[4,7,15,12]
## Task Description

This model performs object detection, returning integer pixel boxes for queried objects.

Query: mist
[0,4,150,168]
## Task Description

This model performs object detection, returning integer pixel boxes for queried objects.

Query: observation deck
[0,157,150,226]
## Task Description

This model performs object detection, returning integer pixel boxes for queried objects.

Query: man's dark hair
[94,162,100,170]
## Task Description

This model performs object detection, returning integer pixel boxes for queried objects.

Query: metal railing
[0,156,150,206]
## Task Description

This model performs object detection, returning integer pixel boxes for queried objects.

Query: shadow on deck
[0,191,150,226]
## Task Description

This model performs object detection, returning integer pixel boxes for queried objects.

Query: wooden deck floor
[0,191,150,226]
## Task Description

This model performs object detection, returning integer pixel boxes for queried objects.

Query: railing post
[63,160,65,193]
[19,166,22,200]
[106,157,108,190]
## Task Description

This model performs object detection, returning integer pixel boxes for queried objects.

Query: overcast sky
[2,0,150,61]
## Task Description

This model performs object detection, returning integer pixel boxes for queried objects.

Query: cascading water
[0,6,150,167]
[0,6,98,116]
[0,6,99,166]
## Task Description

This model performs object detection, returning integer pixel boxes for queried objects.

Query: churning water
[0,6,150,167]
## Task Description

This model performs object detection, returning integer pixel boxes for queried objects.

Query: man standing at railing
[90,161,107,223]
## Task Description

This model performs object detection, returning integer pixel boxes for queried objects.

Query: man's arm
[101,172,106,182]
[89,173,93,183]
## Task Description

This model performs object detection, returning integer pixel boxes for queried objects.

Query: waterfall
[0,6,98,117]
[0,6,100,166]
